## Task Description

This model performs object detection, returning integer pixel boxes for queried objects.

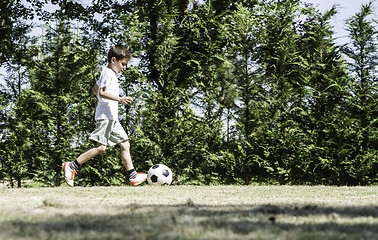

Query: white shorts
[89,120,128,146]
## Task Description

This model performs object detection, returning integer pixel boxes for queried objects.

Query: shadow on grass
[2,203,378,240]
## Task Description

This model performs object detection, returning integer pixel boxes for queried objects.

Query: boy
[62,45,147,187]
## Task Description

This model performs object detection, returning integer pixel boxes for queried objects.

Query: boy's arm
[98,87,133,105]
[92,84,99,97]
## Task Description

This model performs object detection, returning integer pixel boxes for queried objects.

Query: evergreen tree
[0,33,37,187]
[19,21,98,186]
[342,2,378,184]
[297,5,349,184]
[137,0,192,179]
[256,0,305,183]
[179,1,232,184]
[226,2,265,184]
[0,0,33,64]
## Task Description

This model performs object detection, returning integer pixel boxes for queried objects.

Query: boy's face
[109,57,129,74]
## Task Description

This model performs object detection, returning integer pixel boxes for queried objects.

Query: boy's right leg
[76,142,106,165]
[63,143,106,187]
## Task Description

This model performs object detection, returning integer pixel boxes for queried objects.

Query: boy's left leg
[119,140,147,186]
[63,142,106,187]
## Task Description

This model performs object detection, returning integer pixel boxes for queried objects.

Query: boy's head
[107,45,131,74]
[107,44,131,63]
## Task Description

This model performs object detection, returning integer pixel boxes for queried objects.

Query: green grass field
[0,185,377,240]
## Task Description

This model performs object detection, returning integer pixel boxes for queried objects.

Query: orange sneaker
[130,172,147,186]
[62,162,77,187]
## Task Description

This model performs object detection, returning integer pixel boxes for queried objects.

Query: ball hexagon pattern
[147,164,173,186]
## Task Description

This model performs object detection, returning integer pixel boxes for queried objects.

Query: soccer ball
[147,164,173,186]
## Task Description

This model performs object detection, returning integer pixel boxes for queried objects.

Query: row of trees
[0,0,377,187]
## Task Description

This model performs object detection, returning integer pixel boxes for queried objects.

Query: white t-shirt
[95,67,119,120]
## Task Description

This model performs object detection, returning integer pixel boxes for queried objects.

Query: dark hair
[107,45,131,63]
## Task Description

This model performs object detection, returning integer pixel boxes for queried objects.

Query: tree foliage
[0,0,377,187]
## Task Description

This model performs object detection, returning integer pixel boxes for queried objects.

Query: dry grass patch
[0,185,377,239]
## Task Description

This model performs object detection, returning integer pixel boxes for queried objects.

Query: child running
[62,44,147,187]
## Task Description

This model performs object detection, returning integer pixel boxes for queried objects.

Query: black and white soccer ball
[147,164,173,186]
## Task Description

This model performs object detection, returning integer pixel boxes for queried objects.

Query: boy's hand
[119,96,134,105]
